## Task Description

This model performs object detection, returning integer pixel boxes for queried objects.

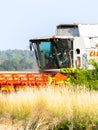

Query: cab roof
[30,35,74,42]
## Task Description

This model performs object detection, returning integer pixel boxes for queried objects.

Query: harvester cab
[29,36,74,71]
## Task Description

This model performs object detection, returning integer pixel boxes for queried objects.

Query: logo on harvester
[89,51,98,56]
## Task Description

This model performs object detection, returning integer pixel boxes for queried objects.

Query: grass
[0,86,98,130]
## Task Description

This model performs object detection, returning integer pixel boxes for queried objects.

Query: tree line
[0,49,38,71]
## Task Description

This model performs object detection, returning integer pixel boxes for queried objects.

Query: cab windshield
[37,39,73,69]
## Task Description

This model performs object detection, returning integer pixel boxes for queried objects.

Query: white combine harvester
[1,23,98,92]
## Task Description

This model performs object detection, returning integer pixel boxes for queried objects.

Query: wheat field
[0,86,98,130]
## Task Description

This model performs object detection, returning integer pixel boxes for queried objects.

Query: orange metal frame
[0,72,67,93]
[0,72,49,93]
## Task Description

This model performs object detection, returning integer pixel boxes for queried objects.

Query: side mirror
[29,43,32,51]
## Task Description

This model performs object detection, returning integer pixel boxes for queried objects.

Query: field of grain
[0,86,98,130]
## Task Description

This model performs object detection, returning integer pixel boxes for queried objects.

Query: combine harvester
[1,23,98,92]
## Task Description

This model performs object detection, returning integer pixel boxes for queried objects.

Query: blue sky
[0,0,98,50]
